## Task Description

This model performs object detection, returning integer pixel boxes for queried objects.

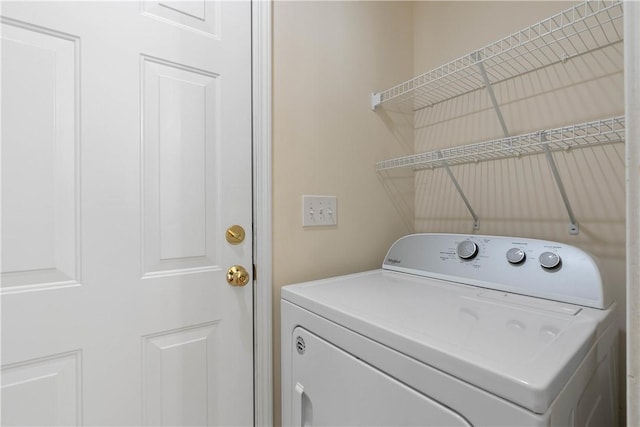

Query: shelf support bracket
[541,132,579,235]
[439,152,480,230]
[473,51,510,138]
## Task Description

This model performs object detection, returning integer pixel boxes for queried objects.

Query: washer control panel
[383,233,611,309]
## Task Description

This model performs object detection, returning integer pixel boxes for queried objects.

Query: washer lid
[281,269,615,414]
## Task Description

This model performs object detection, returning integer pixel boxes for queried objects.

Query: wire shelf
[373,0,624,112]
[376,116,625,172]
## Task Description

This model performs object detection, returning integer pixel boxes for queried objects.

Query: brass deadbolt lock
[226,265,250,287]
[225,225,246,244]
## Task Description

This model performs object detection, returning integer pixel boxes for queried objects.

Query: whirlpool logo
[386,258,402,265]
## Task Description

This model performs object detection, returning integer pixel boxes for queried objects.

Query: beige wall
[272,2,415,425]
[274,0,626,424]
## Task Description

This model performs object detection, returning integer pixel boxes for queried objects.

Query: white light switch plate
[302,195,337,227]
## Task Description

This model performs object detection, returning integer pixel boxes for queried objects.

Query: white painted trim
[252,0,273,426]
[626,1,640,425]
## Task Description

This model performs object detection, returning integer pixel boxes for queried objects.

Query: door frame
[252,1,273,425]
[625,1,640,424]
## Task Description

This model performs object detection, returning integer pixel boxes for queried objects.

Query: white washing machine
[281,234,619,426]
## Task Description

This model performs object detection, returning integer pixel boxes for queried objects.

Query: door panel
[1,2,253,426]
[141,55,221,275]
[1,351,81,426]
[142,322,220,426]
[141,0,219,36]
[1,18,80,292]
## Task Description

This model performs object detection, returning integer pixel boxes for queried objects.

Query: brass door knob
[226,265,250,287]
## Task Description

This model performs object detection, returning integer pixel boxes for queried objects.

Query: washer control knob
[457,240,478,260]
[539,252,561,269]
[506,248,526,264]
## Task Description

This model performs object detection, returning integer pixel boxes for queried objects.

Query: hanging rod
[376,116,625,172]
[371,0,623,112]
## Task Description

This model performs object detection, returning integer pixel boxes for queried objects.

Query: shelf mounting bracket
[541,132,579,235]
[371,92,381,110]
[473,51,510,138]
[439,152,480,230]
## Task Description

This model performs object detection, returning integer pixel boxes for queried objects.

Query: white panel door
[1,1,253,425]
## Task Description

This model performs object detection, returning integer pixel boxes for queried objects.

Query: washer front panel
[291,326,471,426]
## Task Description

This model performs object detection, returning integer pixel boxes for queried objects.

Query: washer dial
[539,251,561,269]
[457,240,478,260]
[506,248,526,264]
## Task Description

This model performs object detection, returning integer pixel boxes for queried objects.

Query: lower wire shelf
[376,116,625,172]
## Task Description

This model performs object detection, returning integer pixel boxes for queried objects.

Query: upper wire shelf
[372,0,624,112]
[376,116,625,172]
